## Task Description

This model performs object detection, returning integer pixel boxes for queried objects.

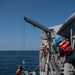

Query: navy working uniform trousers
[59,49,75,68]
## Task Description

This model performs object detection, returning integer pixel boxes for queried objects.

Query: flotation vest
[16,69,21,75]
[43,46,47,53]
[59,40,72,53]
[41,45,46,53]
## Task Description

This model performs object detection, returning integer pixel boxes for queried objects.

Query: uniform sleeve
[59,48,64,57]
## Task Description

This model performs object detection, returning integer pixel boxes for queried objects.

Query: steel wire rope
[23,20,25,50]
[22,20,26,71]
[28,58,39,71]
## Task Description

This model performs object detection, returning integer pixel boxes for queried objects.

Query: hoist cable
[23,21,25,50]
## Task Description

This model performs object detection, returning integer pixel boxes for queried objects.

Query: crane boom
[24,17,51,33]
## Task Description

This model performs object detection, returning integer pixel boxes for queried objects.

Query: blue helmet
[54,37,62,44]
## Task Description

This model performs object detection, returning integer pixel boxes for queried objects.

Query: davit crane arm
[24,17,52,33]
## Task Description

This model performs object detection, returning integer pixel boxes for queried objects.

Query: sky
[0,0,75,51]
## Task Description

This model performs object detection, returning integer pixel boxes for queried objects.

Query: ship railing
[60,67,75,75]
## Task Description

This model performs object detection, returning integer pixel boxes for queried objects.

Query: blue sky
[0,0,75,50]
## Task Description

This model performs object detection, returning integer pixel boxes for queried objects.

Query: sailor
[41,44,45,52]
[41,43,47,58]
[54,36,75,69]
[16,65,23,75]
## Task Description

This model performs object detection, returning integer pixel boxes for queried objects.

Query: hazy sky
[0,0,75,50]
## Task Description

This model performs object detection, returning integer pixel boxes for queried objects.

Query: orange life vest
[16,69,21,75]
[59,40,72,53]
[43,46,47,53]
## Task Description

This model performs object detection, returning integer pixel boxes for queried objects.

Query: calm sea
[0,50,39,75]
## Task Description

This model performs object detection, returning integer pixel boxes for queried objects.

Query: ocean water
[0,50,39,75]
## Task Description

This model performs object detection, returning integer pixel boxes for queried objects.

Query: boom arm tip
[24,17,28,22]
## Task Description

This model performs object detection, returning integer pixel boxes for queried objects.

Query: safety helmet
[54,37,62,44]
